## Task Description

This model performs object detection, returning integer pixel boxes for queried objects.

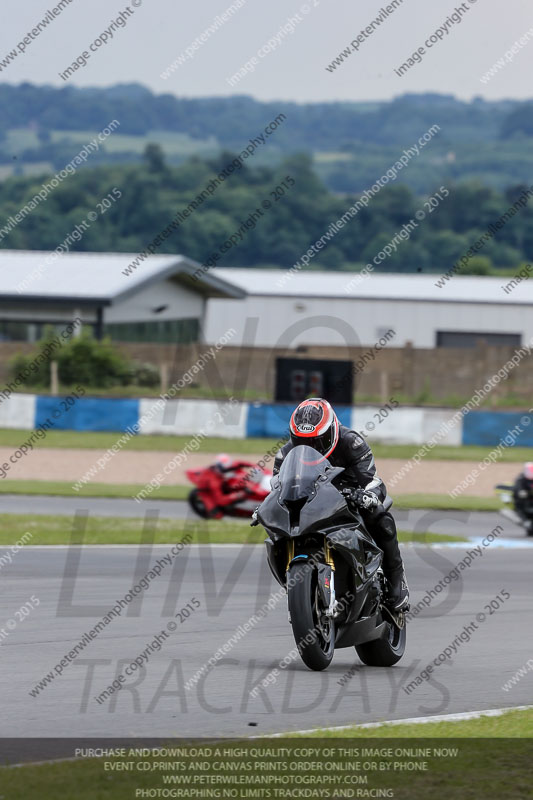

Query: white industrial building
[205,268,530,349]
[0,250,530,349]
[0,250,243,344]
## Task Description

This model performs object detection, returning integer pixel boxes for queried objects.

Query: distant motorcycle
[253,444,406,672]
[186,461,271,519]
[495,483,533,536]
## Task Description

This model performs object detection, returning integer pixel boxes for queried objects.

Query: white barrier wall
[0,394,36,430]
[421,409,463,446]
[138,398,248,438]
[0,393,466,445]
[350,406,462,446]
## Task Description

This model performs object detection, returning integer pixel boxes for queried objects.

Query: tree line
[1,147,531,275]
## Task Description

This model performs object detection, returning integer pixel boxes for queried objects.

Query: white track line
[11,540,531,550]
[265,704,533,737]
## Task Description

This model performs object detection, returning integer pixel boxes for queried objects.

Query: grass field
[0,514,465,546]
[0,428,528,463]
[6,127,219,158]
[393,493,502,512]
[299,707,533,738]
[1,710,530,799]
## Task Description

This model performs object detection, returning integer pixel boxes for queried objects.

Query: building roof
[0,251,530,307]
[0,251,245,305]
[215,267,533,305]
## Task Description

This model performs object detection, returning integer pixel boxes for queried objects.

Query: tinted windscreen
[278,445,330,503]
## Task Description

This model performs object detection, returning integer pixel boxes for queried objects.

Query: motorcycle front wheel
[287,561,335,671]
[187,489,210,519]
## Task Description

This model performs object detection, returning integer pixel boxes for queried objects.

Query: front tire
[287,561,334,671]
[355,613,406,666]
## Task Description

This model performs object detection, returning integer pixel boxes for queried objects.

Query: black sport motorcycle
[254,444,406,671]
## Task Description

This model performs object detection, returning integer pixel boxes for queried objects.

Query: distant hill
[0,83,532,194]
[0,83,522,145]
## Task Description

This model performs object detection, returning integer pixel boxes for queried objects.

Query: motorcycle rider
[273,398,409,612]
[512,462,533,530]
[214,453,261,491]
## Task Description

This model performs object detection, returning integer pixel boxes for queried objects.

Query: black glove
[342,487,379,510]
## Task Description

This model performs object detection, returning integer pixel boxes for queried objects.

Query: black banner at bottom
[0,738,531,799]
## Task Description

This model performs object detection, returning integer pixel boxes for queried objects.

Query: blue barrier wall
[15,394,533,446]
[35,396,140,433]
[246,403,353,439]
[462,410,533,447]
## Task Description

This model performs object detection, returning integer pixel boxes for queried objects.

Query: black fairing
[258,447,351,541]
[259,445,385,645]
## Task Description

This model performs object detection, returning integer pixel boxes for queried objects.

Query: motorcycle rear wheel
[355,613,406,666]
[287,562,335,671]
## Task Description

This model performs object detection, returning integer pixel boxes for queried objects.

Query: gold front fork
[286,541,335,571]
[286,539,294,571]
[324,541,335,570]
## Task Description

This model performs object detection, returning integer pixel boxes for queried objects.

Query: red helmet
[289,398,339,458]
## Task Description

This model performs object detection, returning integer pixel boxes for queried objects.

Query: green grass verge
[1,711,530,800]
[0,514,464,545]
[0,428,280,453]
[373,442,527,463]
[0,428,528,463]
[0,479,189,501]
[295,708,533,738]
[393,494,502,512]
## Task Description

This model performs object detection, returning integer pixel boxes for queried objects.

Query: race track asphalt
[1,540,531,749]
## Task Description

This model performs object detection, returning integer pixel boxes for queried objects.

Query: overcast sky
[2,0,532,103]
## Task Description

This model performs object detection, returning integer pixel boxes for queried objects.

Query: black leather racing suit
[513,474,533,525]
[273,425,403,578]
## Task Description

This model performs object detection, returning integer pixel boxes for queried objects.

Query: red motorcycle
[186,455,272,519]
